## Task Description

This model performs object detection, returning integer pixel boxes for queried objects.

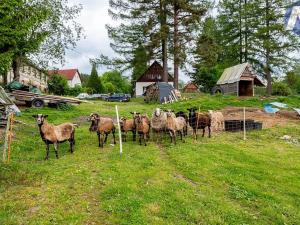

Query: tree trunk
[160,0,168,83]
[239,0,243,63]
[265,0,272,95]
[173,3,179,89]
[12,57,21,81]
[244,0,248,62]
[3,70,8,85]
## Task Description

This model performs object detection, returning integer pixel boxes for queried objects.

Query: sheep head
[154,108,162,117]
[32,114,48,125]
[166,109,175,118]
[89,113,100,132]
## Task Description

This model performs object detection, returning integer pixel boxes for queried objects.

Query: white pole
[243,107,246,141]
[115,105,123,155]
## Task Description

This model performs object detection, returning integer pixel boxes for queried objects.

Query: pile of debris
[144,82,181,104]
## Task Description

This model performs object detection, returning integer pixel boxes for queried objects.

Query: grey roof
[217,63,256,85]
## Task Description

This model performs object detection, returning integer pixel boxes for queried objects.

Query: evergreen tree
[217,0,300,95]
[87,64,104,94]
[169,0,209,89]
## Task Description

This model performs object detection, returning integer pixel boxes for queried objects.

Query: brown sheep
[120,117,136,142]
[134,114,150,146]
[32,114,77,160]
[166,110,186,144]
[89,113,116,148]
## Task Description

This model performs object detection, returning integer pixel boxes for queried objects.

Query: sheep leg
[202,128,205,137]
[208,126,211,138]
[112,129,116,144]
[97,132,101,147]
[180,130,183,141]
[139,133,142,145]
[104,133,108,143]
[144,133,147,146]
[133,130,136,142]
[54,142,59,159]
[70,131,75,153]
[45,143,50,160]
[173,131,176,145]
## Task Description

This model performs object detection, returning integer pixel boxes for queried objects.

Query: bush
[48,74,69,95]
[67,85,83,96]
[272,82,292,96]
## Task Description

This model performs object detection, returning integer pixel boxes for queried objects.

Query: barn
[135,61,174,96]
[214,63,265,96]
[182,82,199,93]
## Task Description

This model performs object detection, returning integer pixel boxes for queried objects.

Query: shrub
[272,82,292,96]
[67,85,83,96]
[48,74,69,95]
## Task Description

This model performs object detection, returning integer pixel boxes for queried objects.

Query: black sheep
[187,108,211,139]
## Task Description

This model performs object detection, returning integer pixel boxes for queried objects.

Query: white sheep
[150,108,167,142]
[208,110,224,131]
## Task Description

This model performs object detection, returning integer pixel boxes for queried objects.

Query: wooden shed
[182,82,199,93]
[215,63,265,96]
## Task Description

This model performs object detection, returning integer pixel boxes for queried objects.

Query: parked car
[106,93,130,102]
[76,93,90,99]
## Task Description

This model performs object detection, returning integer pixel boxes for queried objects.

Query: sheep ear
[172,110,175,112]
[32,115,38,118]
[130,112,134,115]
[44,115,48,118]
[187,108,191,111]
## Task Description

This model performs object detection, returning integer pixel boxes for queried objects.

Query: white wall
[135,82,174,96]
[69,72,82,88]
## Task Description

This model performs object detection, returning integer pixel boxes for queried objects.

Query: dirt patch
[221,107,300,129]
[73,116,89,125]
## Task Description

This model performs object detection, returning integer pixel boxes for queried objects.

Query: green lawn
[0,95,300,224]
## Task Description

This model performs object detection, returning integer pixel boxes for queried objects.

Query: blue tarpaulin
[264,104,280,114]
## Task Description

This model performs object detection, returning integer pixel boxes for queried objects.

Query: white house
[48,69,82,88]
[1,61,48,91]
[135,61,174,96]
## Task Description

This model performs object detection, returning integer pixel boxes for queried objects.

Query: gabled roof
[136,61,174,82]
[183,82,199,90]
[48,69,80,81]
[217,63,265,86]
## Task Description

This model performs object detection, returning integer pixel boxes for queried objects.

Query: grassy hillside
[0,95,300,224]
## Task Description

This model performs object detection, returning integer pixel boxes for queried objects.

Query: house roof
[48,69,80,81]
[136,61,174,82]
[217,63,266,86]
[183,82,199,90]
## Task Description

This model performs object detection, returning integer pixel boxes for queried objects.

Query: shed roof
[217,63,266,86]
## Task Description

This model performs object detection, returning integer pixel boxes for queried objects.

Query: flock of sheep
[32,108,225,160]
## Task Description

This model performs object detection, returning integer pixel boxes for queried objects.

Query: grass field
[1,95,300,225]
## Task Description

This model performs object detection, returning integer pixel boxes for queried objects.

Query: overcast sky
[61,0,115,75]
[58,0,190,81]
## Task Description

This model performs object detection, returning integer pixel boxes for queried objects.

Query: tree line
[48,64,131,96]
[97,0,300,95]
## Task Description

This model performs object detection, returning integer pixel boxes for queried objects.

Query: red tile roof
[48,69,80,80]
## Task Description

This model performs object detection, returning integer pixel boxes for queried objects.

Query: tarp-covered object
[144,82,180,104]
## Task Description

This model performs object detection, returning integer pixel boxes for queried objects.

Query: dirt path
[221,107,299,129]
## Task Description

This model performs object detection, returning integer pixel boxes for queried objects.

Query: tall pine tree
[87,64,104,94]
